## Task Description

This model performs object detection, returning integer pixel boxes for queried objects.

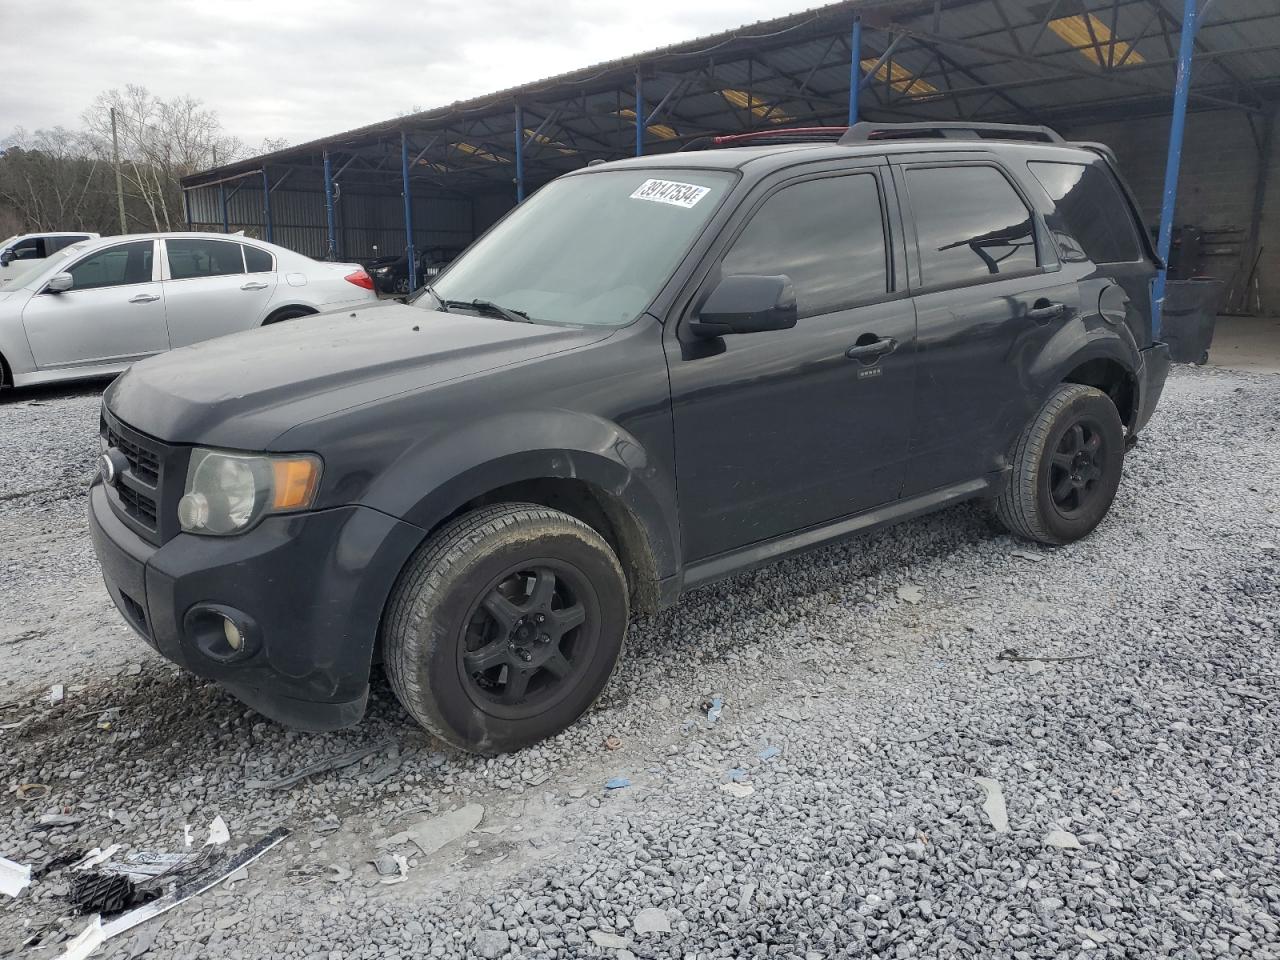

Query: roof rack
[839,121,1064,144]
[680,126,846,151]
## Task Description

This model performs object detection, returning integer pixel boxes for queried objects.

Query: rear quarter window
[1028,161,1141,265]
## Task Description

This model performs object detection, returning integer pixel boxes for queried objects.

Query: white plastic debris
[49,684,65,705]
[0,855,32,897]
[376,853,409,885]
[205,815,230,847]
[588,930,630,949]
[379,803,484,857]
[56,915,105,960]
[1044,828,1082,849]
[719,781,755,799]
[974,777,1010,833]
[632,906,672,935]
[1010,550,1047,562]
[72,846,122,872]
[896,584,923,604]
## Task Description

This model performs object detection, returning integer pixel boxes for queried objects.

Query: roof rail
[839,121,1064,144]
[680,126,847,151]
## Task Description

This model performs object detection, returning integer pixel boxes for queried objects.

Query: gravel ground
[1,365,1278,959]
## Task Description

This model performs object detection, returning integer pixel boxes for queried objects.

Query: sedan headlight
[178,449,322,535]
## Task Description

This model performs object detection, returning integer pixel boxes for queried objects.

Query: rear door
[161,237,276,347]
[665,160,918,562]
[21,240,169,368]
[893,157,1079,497]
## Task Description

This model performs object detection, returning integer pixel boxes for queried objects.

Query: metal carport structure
[181,0,1280,330]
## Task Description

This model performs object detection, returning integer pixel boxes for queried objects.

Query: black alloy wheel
[1047,418,1108,518]
[459,562,597,718]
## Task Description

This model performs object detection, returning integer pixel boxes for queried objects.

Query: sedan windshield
[425,169,734,326]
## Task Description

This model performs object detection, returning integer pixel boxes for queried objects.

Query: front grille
[116,483,158,528]
[106,427,160,486]
[101,408,182,545]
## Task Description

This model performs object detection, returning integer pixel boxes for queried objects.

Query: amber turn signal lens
[270,457,321,511]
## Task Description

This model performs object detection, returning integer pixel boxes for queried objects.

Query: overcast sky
[1,0,810,148]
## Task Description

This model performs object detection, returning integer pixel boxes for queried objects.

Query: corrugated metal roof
[183,0,1280,191]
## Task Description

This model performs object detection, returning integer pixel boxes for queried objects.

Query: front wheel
[382,504,628,754]
[995,383,1125,545]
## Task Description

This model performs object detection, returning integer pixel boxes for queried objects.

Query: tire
[383,503,628,754]
[994,384,1125,546]
[394,277,411,295]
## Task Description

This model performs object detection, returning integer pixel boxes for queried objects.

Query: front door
[161,237,277,347]
[894,159,1081,497]
[665,164,918,563]
[22,240,169,368]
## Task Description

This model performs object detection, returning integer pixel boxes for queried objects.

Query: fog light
[222,617,243,651]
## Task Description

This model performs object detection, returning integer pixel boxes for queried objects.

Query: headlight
[178,449,322,536]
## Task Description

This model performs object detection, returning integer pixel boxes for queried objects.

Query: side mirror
[45,273,73,293]
[689,274,797,338]
[0,249,12,267]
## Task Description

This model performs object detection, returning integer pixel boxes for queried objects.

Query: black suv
[90,122,1170,754]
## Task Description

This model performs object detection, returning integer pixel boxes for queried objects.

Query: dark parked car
[366,248,462,295]
[90,122,1170,754]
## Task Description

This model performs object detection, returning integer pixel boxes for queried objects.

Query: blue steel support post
[401,131,417,292]
[514,104,526,203]
[261,169,273,243]
[323,150,337,260]
[848,18,863,126]
[635,71,644,157]
[1152,0,1201,338]
[219,183,228,233]
[183,189,192,230]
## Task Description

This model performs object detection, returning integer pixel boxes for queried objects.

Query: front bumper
[89,480,423,730]
[1134,341,1171,434]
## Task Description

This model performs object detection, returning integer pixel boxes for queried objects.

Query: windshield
[426,169,734,326]
[2,246,76,289]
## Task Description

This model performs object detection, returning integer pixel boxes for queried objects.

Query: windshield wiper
[422,285,448,312]
[444,298,533,324]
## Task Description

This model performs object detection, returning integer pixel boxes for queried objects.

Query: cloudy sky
[1,0,810,148]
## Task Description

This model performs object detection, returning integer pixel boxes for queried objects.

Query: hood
[106,302,613,448]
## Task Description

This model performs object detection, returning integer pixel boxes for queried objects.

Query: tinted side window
[67,241,154,291]
[242,245,274,273]
[721,174,888,318]
[12,237,45,260]
[167,238,246,280]
[1029,161,1141,264]
[906,165,1039,287]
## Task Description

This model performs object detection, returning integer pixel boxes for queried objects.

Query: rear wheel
[383,504,628,754]
[995,384,1125,545]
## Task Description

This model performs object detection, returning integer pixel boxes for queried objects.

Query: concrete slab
[1206,315,1280,374]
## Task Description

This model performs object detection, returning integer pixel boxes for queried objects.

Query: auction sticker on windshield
[629,179,711,209]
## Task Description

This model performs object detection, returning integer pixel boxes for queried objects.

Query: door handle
[845,337,898,362]
[1028,300,1066,322]
[128,293,159,303]
[241,281,269,291]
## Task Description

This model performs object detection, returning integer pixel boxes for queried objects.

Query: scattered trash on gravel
[374,853,409,885]
[974,777,1010,833]
[49,683,65,704]
[603,735,622,751]
[757,745,780,761]
[604,777,631,791]
[719,782,754,798]
[588,930,630,949]
[16,782,50,802]
[704,695,724,726]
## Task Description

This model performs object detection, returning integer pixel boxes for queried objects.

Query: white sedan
[0,233,377,391]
